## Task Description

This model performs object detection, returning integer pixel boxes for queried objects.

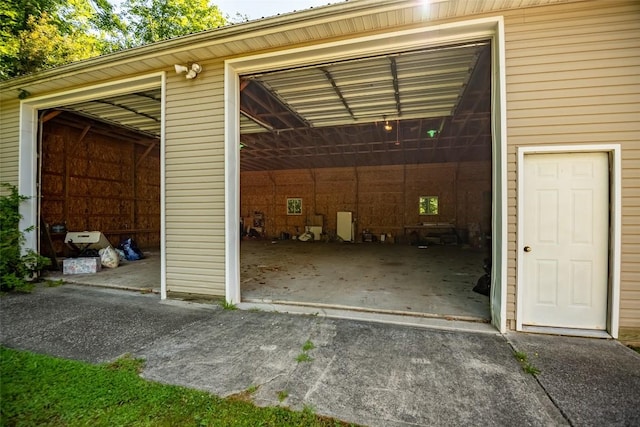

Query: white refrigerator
[337,211,353,242]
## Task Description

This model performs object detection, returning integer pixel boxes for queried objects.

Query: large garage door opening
[238,40,493,321]
[37,88,162,293]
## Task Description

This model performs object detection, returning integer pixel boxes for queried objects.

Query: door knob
[524,246,532,252]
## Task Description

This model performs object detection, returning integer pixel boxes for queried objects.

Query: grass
[295,352,314,363]
[220,300,238,310]
[45,279,65,288]
[514,351,541,376]
[0,346,356,426]
[295,339,315,363]
[278,390,289,402]
[302,340,316,352]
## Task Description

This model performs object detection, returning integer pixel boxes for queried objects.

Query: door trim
[516,145,621,338]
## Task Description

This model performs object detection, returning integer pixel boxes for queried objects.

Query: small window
[419,196,438,215]
[287,198,302,215]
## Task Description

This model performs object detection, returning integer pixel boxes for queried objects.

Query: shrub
[0,183,50,292]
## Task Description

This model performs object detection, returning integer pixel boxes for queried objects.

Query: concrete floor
[43,242,491,323]
[241,240,490,322]
[44,249,162,293]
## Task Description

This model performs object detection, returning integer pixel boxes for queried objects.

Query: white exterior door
[522,152,609,330]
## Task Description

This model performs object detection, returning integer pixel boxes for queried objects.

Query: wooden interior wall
[40,120,161,255]
[241,161,491,245]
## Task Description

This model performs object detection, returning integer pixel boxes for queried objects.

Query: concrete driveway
[1,285,639,426]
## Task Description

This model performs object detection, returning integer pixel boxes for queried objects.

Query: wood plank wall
[40,120,160,253]
[241,161,491,244]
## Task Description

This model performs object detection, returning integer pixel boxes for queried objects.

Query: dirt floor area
[241,240,490,322]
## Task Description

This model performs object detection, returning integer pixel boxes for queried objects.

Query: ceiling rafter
[321,67,356,121]
[389,57,402,116]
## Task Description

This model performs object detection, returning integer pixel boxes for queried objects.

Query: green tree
[0,0,124,79]
[119,0,226,47]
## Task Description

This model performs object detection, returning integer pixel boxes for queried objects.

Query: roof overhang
[0,0,584,102]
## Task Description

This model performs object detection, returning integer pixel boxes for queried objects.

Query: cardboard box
[63,257,102,274]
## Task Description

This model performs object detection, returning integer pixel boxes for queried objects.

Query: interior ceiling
[51,39,492,172]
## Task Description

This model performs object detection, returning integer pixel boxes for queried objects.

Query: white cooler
[64,231,111,251]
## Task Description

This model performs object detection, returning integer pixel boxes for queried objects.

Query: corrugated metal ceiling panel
[58,89,162,137]
[245,41,486,130]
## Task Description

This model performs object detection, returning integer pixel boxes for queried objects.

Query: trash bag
[99,245,119,268]
[115,248,127,263]
[473,274,491,296]
[118,238,144,261]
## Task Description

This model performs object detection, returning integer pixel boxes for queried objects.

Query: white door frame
[225,16,509,332]
[516,145,621,338]
[17,72,168,299]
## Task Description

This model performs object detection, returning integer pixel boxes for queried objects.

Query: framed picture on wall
[287,198,302,215]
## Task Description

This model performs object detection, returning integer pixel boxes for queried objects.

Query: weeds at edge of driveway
[221,300,238,310]
[514,351,541,375]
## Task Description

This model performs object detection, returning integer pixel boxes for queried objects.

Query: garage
[33,38,495,323]
[235,40,493,321]
[8,1,636,336]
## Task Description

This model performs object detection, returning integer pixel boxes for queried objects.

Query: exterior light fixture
[174,63,203,79]
[427,129,438,138]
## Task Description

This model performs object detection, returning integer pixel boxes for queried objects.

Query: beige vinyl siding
[0,100,20,190]
[503,0,640,328]
[165,61,226,296]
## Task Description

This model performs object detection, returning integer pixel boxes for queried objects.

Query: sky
[213,0,340,21]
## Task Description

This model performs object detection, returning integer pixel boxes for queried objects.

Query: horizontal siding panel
[165,128,224,139]
[508,113,638,129]
[508,124,640,136]
[166,189,225,199]
[0,100,20,184]
[507,75,640,94]
[165,145,224,155]
[508,60,640,83]
[168,252,225,263]
[168,106,224,121]
[166,283,224,297]
[506,23,640,50]
[166,181,225,191]
[505,4,638,37]
[621,188,640,199]
[164,155,222,165]
[507,84,638,101]
[167,232,224,242]
[165,168,225,178]
[165,274,224,285]
[506,94,640,112]
[167,221,225,227]
[504,1,640,328]
[508,132,637,146]
[622,244,640,255]
[506,37,639,62]
[620,299,640,311]
[167,268,224,279]
[165,208,224,216]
